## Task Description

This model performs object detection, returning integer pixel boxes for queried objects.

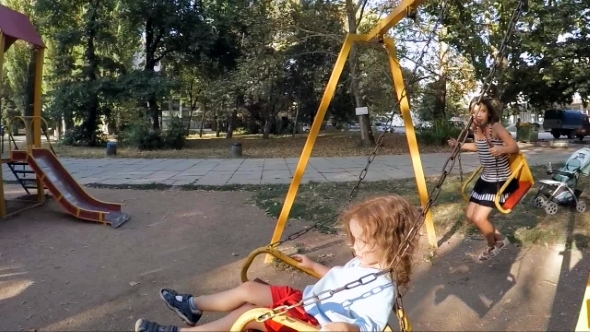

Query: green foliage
[118,116,188,150]
[3,0,586,146]
[416,119,462,146]
[118,120,164,150]
[61,127,109,146]
[162,117,189,150]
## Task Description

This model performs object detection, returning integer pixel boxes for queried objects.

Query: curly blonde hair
[340,195,422,287]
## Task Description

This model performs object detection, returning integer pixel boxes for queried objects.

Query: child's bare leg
[178,304,266,332]
[136,282,274,332]
[193,281,273,311]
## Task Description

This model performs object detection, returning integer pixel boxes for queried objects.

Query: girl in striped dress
[448,98,520,261]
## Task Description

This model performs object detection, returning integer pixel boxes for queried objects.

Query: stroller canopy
[562,148,590,176]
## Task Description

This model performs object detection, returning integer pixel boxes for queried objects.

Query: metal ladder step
[6,161,41,195]
[11,169,35,174]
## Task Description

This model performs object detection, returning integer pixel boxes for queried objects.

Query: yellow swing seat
[234,246,411,332]
[461,153,534,214]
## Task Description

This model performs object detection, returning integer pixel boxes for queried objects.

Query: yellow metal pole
[33,47,45,202]
[364,0,426,42]
[383,37,437,248]
[265,34,360,262]
[33,48,44,148]
[0,31,7,218]
[575,273,590,331]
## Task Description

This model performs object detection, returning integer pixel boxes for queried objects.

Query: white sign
[355,107,368,115]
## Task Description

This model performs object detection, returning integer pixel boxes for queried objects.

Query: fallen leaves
[51,132,452,159]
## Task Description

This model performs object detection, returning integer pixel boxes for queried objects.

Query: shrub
[416,119,462,146]
[162,116,188,149]
[118,116,188,150]
[118,120,164,150]
[60,126,109,147]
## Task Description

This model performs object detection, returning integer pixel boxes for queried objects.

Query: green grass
[84,164,590,249]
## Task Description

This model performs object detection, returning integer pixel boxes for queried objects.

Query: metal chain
[257,0,527,324]
[269,0,449,249]
[458,151,464,187]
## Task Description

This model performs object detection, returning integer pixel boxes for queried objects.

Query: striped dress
[469,138,519,207]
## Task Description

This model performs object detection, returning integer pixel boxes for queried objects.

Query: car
[348,123,361,131]
[374,122,391,132]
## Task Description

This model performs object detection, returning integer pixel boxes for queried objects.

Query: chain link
[257,0,527,325]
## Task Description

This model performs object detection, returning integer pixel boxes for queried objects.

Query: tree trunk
[64,113,74,132]
[144,19,161,130]
[345,0,375,147]
[434,26,448,120]
[226,108,238,139]
[198,105,207,138]
[216,117,221,137]
[263,116,272,139]
[148,94,160,130]
[225,95,239,139]
[216,101,224,137]
[187,106,195,132]
[292,101,300,137]
[433,77,447,119]
[82,3,100,146]
[24,47,36,146]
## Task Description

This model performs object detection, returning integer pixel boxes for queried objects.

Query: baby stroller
[529,147,590,215]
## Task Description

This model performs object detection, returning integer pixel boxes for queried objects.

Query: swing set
[227,0,533,330]
[243,0,531,330]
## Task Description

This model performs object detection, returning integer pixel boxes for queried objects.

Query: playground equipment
[528,148,590,215]
[229,0,531,330]
[576,273,590,331]
[461,153,534,214]
[0,5,129,227]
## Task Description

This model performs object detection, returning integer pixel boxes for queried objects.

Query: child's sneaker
[478,245,500,261]
[478,237,510,261]
[159,288,202,326]
[135,319,178,332]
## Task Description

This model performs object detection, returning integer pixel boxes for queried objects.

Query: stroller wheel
[544,201,559,215]
[576,200,587,213]
[531,196,547,208]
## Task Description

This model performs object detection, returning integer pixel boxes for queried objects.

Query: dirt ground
[0,185,588,331]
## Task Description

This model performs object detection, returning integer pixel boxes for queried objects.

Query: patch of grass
[81,164,590,249]
[32,131,453,159]
[245,165,590,249]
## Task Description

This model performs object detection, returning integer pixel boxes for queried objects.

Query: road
[389,125,572,142]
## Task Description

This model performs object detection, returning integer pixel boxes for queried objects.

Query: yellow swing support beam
[266,0,435,263]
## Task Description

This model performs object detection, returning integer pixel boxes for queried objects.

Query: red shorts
[263,286,319,332]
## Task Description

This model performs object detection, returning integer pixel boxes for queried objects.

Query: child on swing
[135,195,422,332]
[447,98,519,261]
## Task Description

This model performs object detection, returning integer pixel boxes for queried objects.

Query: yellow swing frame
[460,152,534,214]
[227,0,435,330]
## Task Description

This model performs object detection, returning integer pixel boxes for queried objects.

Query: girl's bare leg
[192,281,273,312]
[467,202,502,243]
[470,205,496,246]
[179,304,266,332]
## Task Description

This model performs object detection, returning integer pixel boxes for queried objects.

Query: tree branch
[356,0,370,28]
[155,49,172,63]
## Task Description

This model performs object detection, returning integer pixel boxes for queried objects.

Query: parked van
[543,109,590,140]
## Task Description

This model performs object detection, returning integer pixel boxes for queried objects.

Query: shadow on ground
[0,185,588,331]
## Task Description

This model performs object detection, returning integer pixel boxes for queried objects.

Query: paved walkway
[1,147,576,186]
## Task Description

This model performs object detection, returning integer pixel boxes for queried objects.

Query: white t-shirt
[302,257,395,332]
